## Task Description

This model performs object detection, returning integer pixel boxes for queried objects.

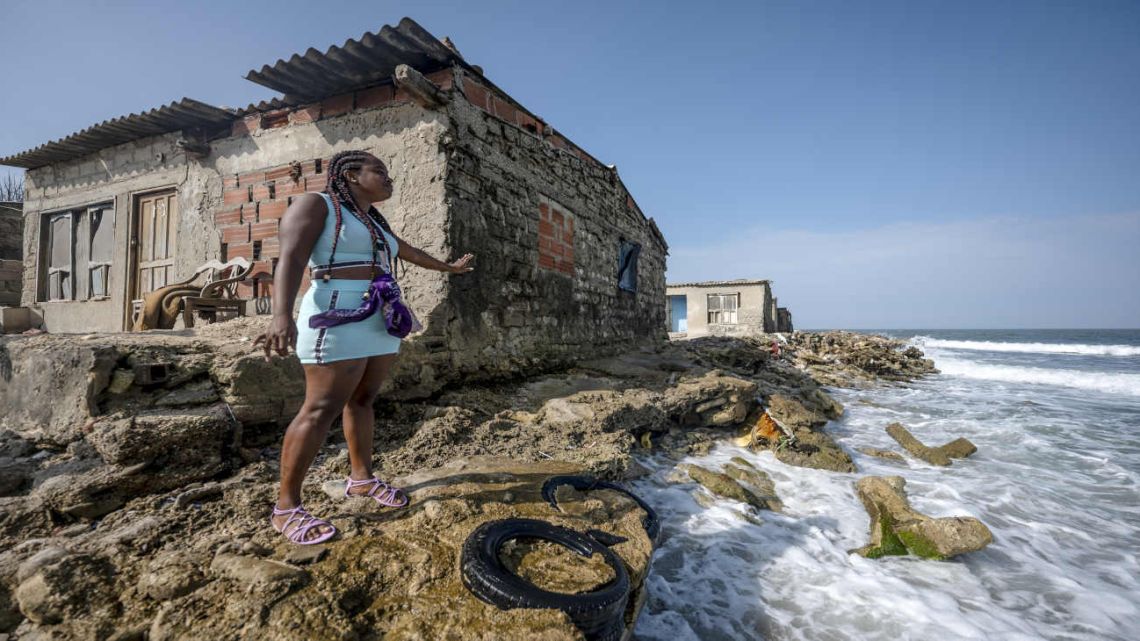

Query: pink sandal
[271,505,337,545]
[344,476,409,508]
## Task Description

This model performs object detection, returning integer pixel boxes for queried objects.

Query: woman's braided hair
[324,150,399,280]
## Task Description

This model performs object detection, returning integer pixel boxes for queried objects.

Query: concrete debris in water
[886,423,978,466]
[886,422,952,466]
[676,464,774,512]
[853,476,993,560]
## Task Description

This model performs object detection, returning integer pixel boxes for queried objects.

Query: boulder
[766,394,829,431]
[210,346,306,427]
[15,552,117,624]
[0,495,52,548]
[138,547,212,602]
[0,456,34,496]
[853,476,992,560]
[87,404,234,468]
[0,339,117,446]
[678,464,769,511]
[936,437,978,459]
[774,430,856,473]
[885,422,951,466]
[661,371,757,427]
[724,458,782,511]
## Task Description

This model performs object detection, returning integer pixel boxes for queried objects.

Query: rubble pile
[787,331,937,386]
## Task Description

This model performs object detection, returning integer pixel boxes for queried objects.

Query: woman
[255,150,474,545]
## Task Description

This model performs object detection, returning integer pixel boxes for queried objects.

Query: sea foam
[915,337,1140,357]
[933,358,1140,396]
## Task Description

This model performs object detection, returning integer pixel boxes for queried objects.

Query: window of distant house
[40,202,114,302]
[707,293,739,324]
[617,239,641,293]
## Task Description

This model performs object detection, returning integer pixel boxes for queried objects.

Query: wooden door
[134,191,179,298]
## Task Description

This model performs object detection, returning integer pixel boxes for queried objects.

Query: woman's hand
[449,253,475,274]
[254,315,298,359]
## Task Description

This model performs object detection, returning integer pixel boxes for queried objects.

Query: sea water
[632,330,1140,641]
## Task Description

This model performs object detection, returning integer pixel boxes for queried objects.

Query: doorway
[126,190,179,327]
[669,295,687,332]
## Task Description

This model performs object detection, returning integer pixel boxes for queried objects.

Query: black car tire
[460,518,630,641]
[541,475,661,546]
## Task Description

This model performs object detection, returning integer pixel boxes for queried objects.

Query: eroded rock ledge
[0,327,936,638]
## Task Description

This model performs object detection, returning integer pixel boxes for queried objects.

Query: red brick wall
[217,159,330,298]
[231,70,454,138]
[538,200,574,276]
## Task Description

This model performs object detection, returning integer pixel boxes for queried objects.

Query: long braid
[323,150,397,280]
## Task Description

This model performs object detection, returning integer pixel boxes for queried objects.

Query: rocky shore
[0,326,973,639]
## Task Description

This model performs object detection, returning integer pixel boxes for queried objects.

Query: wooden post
[393,64,447,109]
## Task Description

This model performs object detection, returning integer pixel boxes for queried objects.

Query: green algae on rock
[853,476,992,561]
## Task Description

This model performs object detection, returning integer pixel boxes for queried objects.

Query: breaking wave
[915,337,1140,357]
[935,359,1140,396]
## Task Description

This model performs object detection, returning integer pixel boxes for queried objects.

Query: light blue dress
[295,193,401,364]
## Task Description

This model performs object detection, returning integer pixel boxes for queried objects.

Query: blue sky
[2,0,1138,328]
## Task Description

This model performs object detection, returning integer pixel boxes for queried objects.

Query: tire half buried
[541,475,662,546]
[460,518,630,641]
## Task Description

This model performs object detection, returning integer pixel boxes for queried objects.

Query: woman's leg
[273,358,368,536]
[342,354,398,486]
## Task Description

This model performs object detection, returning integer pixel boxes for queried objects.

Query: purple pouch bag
[308,273,417,338]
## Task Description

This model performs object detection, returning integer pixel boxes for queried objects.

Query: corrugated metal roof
[244,17,460,102]
[667,279,772,289]
[0,98,236,169]
[237,98,289,117]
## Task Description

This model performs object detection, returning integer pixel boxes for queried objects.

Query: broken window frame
[707,293,739,324]
[45,212,74,301]
[87,205,114,299]
[39,201,114,303]
[617,239,641,293]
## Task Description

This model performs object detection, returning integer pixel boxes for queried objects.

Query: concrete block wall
[439,69,668,381]
[20,134,216,332]
[216,159,326,298]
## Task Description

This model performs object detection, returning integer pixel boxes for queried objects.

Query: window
[40,202,114,302]
[617,239,640,292]
[707,293,739,324]
[46,214,73,301]
[88,206,114,299]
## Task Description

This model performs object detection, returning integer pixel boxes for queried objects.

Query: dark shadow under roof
[0,98,236,169]
[244,17,460,103]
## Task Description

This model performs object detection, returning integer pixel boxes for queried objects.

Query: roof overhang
[244,17,460,103]
[1,98,236,169]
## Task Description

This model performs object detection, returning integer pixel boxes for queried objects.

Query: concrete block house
[1,18,668,393]
[666,279,792,336]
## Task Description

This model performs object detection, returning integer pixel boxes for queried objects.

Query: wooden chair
[181,257,255,327]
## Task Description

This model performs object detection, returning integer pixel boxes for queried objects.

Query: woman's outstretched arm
[396,238,475,274]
